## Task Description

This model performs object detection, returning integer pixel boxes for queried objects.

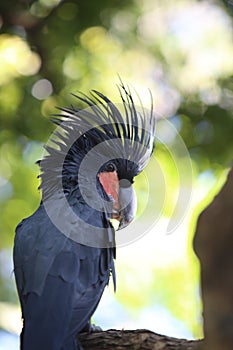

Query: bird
[13,82,156,350]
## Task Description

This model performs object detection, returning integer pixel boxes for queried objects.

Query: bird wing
[13,204,114,350]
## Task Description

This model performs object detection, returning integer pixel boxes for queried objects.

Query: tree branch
[79,329,201,350]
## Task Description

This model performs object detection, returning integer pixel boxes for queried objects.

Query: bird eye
[105,163,116,172]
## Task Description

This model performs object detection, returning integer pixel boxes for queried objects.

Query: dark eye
[105,163,116,172]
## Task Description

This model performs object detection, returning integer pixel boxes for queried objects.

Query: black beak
[112,182,137,230]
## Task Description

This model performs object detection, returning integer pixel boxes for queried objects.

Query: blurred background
[0,0,233,348]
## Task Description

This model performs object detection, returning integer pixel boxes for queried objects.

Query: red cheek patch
[98,171,119,205]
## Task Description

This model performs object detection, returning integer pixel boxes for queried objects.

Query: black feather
[39,82,155,201]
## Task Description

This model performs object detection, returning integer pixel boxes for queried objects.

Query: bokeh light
[0,0,232,347]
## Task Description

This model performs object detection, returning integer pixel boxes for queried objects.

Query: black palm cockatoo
[13,82,156,350]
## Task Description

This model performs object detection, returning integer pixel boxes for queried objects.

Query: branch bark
[79,329,201,350]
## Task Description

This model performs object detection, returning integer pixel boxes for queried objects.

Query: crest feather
[39,82,156,199]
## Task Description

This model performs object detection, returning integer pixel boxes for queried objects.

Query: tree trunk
[194,166,233,350]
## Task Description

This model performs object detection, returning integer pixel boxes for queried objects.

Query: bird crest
[39,82,156,200]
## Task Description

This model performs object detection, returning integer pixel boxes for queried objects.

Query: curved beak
[98,171,137,230]
[111,184,137,230]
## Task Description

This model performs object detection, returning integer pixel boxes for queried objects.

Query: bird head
[39,81,156,245]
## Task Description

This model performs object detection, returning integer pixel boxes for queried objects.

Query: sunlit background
[0,0,233,348]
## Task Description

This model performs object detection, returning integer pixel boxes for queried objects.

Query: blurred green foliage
[0,0,232,338]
